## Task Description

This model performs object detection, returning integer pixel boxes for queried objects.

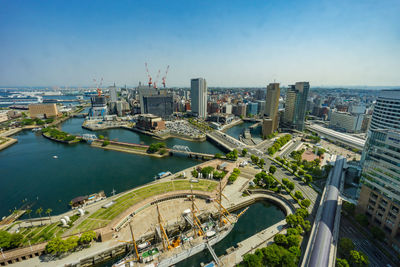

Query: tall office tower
[109,84,118,102]
[191,78,207,118]
[369,89,400,131]
[265,83,280,131]
[283,82,310,131]
[284,86,297,125]
[293,82,309,131]
[357,129,400,250]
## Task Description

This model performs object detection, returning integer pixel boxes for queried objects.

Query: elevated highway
[306,123,365,150]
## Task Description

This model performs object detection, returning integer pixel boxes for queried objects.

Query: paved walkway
[219,220,287,266]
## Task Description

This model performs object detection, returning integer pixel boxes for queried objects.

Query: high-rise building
[89,96,108,117]
[190,78,207,118]
[109,84,118,102]
[265,83,280,131]
[138,86,173,118]
[283,82,310,131]
[28,103,59,119]
[247,102,258,116]
[369,89,400,131]
[357,129,400,250]
[329,111,365,133]
[256,100,266,115]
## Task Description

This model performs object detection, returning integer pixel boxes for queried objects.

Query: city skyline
[0,0,400,87]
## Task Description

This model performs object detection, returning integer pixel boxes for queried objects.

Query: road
[339,216,396,267]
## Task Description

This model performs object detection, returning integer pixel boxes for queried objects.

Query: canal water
[0,117,223,218]
[97,200,285,267]
[223,121,262,141]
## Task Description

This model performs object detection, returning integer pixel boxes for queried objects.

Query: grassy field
[72,179,217,233]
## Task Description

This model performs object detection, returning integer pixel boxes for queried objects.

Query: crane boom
[162,65,170,88]
[145,62,152,87]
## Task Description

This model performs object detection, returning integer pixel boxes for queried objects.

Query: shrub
[294,191,304,200]
[301,199,311,208]
[102,140,110,146]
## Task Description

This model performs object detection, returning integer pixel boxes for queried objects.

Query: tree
[102,140,110,146]
[301,199,311,208]
[342,201,356,216]
[298,169,305,176]
[294,191,304,200]
[243,253,263,267]
[295,208,309,218]
[286,214,299,227]
[45,237,68,255]
[338,238,355,259]
[98,135,104,140]
[214,153,222,159]
[336,258,350,267]
[302,220,311,232]
[258,158,265,168]
[201,166,215,178]
[304,174,313,183]
[26,209,33,227]
[287,235,301,248]
[191,169,198,178]
[288,246,301,258]
[36,207,43,225]
[348,250,369,267]
[45,208,53,223]
[79,231,97,245]
[291,164,298,173]
[287,182,295,191]
[262,244,282,266]
[269,165,277,174]
[274,234,288,247]
[286,228,298,236]
[241,148,248,157]
[281,250,297,267]
[0,231,11,249]
[65,236,79,251]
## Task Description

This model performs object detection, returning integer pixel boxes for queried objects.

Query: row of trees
[191,166,227,180]
[250,155,265,168]
[226,149,239,160]
[337,238,369,267]
[267,134,292,155]
[45,231,97,256]
[228,168,241,184]
[241,209,311,267]
[25,207,53,226]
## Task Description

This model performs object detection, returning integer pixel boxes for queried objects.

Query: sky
[0,0,399,87]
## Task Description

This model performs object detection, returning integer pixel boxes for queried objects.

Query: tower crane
[162,65,170,88]
[93,77,103,97]
[153,69,161,89]
[145,62,152,87]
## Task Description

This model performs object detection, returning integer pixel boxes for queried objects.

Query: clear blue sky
[0,0,399,87]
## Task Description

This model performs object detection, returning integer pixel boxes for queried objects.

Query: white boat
[53,155,58,159]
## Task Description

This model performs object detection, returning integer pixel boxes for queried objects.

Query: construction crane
[162,65,170,88]
[93,78,103,97]
[117,222,140,262]
[190,185,205,238]
[145,62,152,87]
[156,203,171,251]
[153,69,161,89]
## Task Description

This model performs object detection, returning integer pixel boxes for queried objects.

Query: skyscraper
[265,83,280,131]
[369,89,400,131]
[191,78,207,118]
[283,82,310,131]
[357,89,400,250]
[357,129,400,249]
